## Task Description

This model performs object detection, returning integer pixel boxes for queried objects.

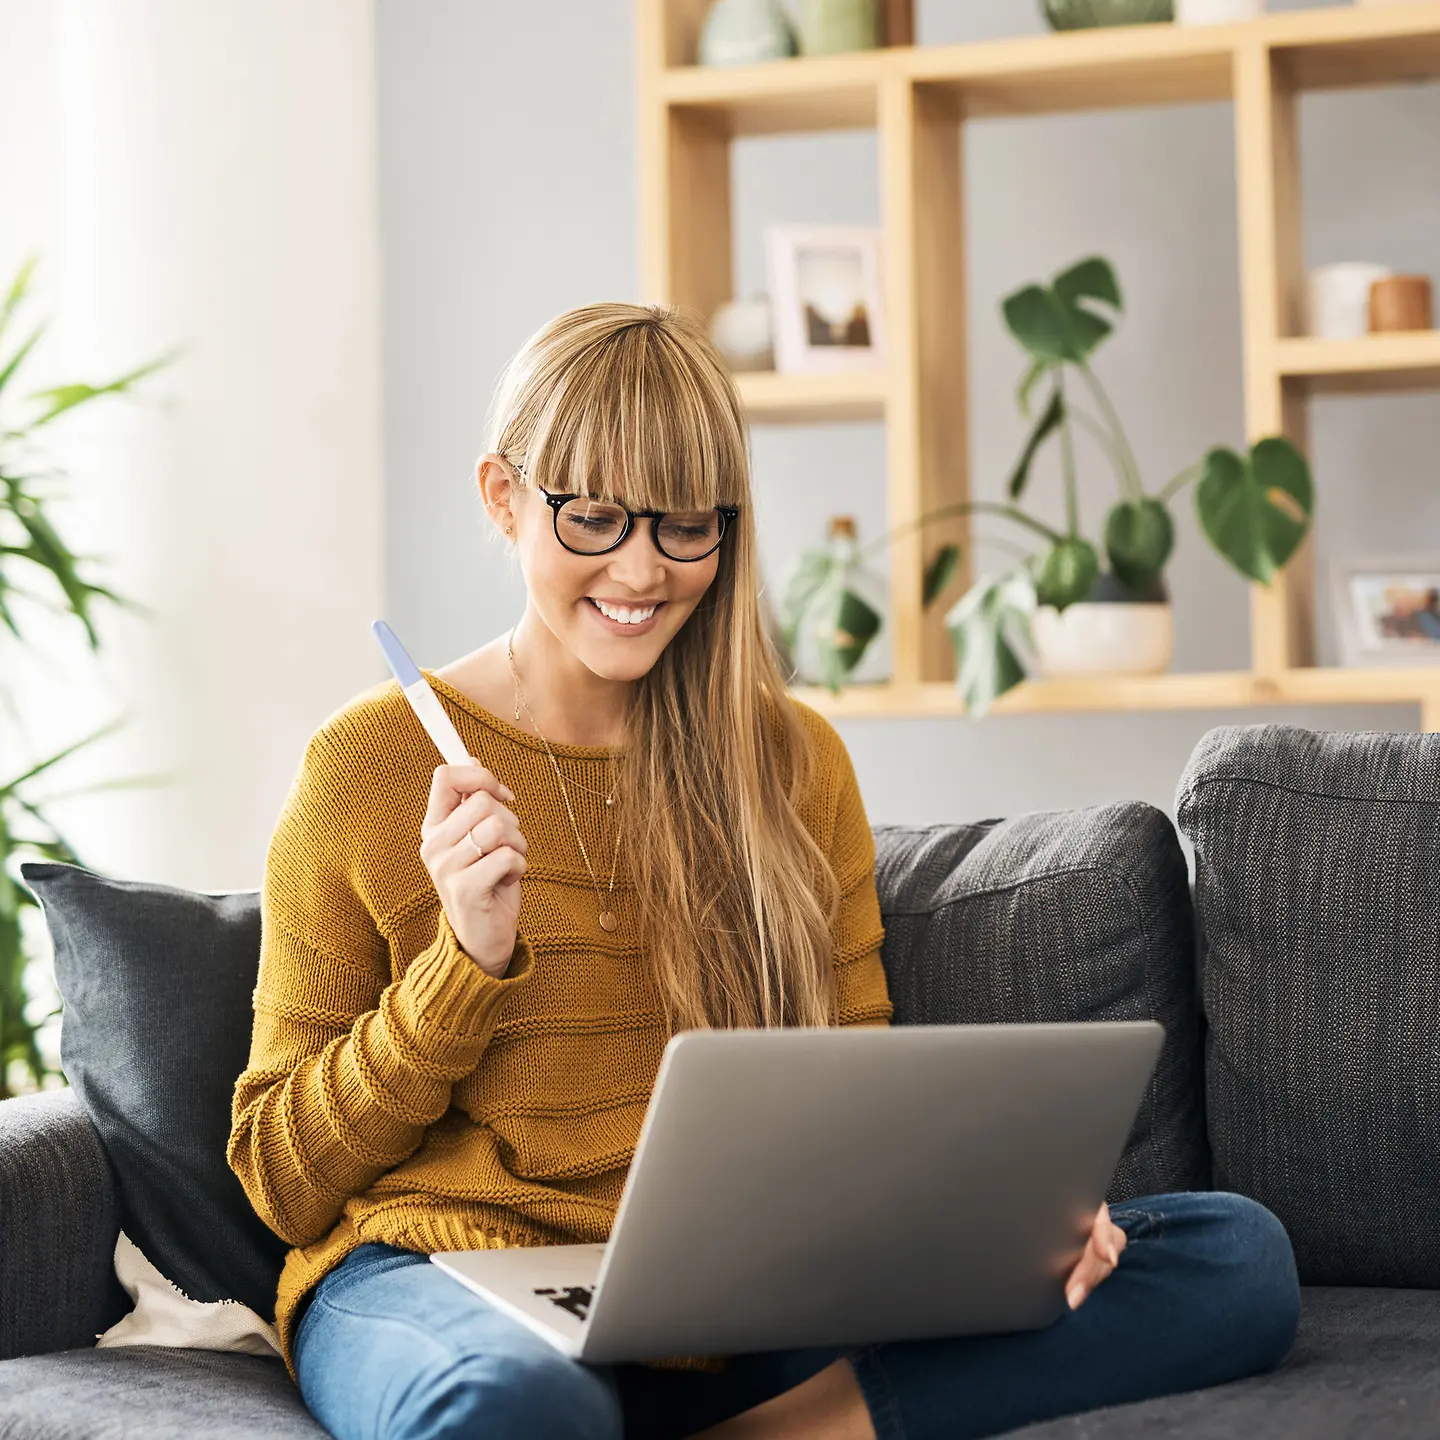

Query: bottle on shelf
[792,515,892,686]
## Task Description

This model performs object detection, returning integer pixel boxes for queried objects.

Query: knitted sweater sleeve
[227,727,534,1248]
[826,730,894,1029]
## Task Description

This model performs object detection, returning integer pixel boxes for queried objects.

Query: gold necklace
[507,627,623,934]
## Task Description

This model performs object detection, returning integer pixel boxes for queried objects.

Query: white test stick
[371,619,475,766]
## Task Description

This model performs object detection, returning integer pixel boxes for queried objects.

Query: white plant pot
[1306,262,1393,339]
[1175,0,1263,24]
[1030,602,1174,678]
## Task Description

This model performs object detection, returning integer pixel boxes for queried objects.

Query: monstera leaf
[1031,537,1100,612]
[923,542,961,605]
[1104,498,1175,592]
[945,568,1036,717]
[1007,388,1066,500]
[812,582,882,693]
[1195,438,1313,584]
[1003,257,1123,370]
[775,546,883,693]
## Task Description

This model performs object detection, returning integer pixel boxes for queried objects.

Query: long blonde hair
[483,302,840,1031]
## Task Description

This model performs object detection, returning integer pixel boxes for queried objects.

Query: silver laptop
[430,1020,1163,1363]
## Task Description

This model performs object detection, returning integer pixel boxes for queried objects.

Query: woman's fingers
[434,787,524,850]
[423,807,526,881]
[422,761,515,831]
[1065,1204,1126,1310]
[420,766,518,840]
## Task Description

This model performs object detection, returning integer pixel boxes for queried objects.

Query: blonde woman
[228,303,1299,1440]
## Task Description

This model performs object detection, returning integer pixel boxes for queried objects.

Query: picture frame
[764,224,886,375]
[1329,556,1440,668]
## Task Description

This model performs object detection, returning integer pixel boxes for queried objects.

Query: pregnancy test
[371,619,474,767]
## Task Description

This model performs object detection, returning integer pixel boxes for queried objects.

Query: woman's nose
[604,524,668,586]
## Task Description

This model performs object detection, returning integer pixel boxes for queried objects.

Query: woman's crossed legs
[293,1191,1300,1440]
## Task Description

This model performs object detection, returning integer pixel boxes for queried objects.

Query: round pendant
[599,910,618,933]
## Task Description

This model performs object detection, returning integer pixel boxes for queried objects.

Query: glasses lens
[656,510,723,559]
[556,497,628,553]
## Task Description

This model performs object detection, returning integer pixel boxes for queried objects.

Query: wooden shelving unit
[734,368,890,423]
[635,0,1440,729]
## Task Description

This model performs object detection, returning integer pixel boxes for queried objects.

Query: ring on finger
[467,824,485,858]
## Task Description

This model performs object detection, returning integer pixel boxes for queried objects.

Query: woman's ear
[477,453,518,540]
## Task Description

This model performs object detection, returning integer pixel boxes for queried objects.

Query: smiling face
[484,457,724,684]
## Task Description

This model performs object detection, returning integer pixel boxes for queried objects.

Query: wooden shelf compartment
[1274,332,1440,396]
[905,26,1234,119]
[734,368,890,424]
[658,2,1440,138]
[1270,0,1440,92]
[660,50,891,135]
[791,667,1440,725]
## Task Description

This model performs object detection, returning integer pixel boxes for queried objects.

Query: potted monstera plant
[777,255,1314,715]
[940,255,1312,713]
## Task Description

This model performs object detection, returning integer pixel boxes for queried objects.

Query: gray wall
[377,0,1437,827]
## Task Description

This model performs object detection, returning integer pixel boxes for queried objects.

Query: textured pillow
[1177,724,1440,1287]
[19,862,286,1334]
[873,804,1208,1203]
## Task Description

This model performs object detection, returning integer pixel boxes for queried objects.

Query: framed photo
[764,224,886,375]
[1330,557,1440,668]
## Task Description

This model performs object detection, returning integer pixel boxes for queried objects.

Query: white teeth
[593,599,656,625]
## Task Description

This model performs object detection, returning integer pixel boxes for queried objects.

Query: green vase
[698,0,797,66]
[1041,0,1174,29]
[798,0,879,56]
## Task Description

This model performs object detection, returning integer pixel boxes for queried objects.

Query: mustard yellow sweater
[228,671,892,1381]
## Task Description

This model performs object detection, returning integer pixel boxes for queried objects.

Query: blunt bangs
[522,320,748,513]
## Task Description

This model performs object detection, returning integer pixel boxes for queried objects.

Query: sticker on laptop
[534,1285,594,1321]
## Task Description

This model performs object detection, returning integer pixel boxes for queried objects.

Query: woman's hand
[419,761,527,978]
[1065,1202,1127,1311]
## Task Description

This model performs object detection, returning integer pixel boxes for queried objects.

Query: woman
[228,302,1300,1440]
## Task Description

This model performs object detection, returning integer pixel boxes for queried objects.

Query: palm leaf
[0,715,130,796]
[28,350,179,428]
[0,326,46,400]
[0,255,38,347]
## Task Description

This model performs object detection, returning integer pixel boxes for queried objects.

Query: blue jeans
[293,1191,1299,1440]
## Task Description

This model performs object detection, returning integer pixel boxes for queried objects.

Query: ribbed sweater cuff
[396,914,534,1064]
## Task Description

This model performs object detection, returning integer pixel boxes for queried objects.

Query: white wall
[379,0,1435,827]
[3,0,386,891]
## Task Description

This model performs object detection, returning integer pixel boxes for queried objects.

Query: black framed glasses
[524,472,739,563]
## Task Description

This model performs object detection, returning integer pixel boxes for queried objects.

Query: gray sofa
[2,722,1437,1438]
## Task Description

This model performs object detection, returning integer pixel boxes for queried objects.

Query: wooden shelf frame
[732,368,890,423]
[792,669,1440,732]
[636,0,1440,728]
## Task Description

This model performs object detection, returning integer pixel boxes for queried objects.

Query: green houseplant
[777,255,1315,714]
[1041,0,1174,30]
[0,256,175,1098]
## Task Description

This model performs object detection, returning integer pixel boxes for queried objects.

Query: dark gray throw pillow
[19,862,285,1321]
[1176,723,1440,1287]
[873,804,1209,1204]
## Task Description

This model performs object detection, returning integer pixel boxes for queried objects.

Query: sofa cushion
[19,863,286,1322]
[1,1290,1436,1438]
[0,1346,323,1438]
[872,804,1207,1203]
[1006,1287,1440,1438]
[1176,724,1440,1287]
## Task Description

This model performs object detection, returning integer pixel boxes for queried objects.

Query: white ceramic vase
[1306,262,1394,339]
[1175,0,1263,23]
[1029,601,1174,678]
[710,295,774,371]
